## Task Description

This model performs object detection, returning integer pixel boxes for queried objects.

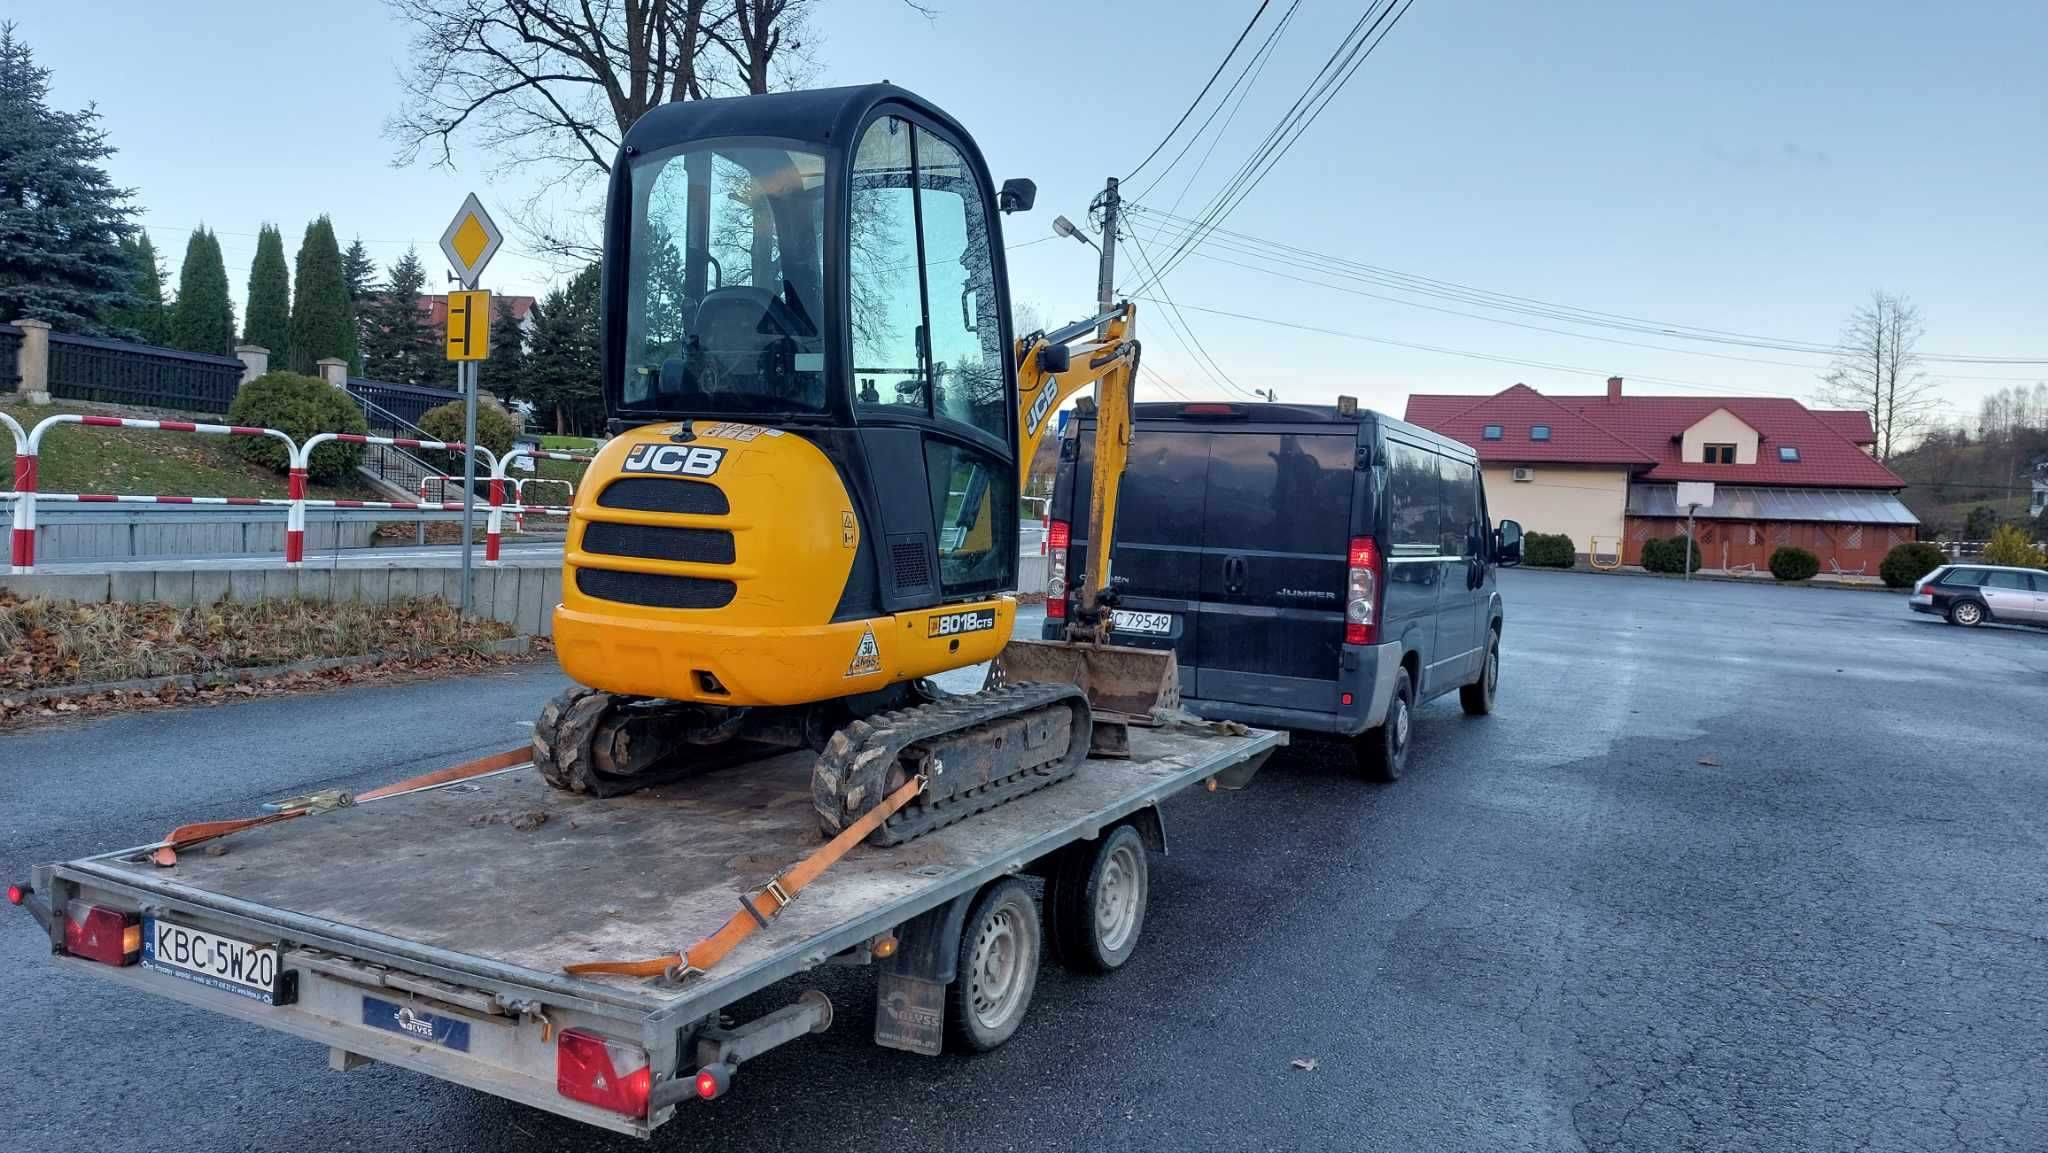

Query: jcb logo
[621,443,726,476]
[928,608,997,638]
[1024,378,1059,438]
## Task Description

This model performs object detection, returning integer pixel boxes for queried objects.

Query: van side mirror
[999,178,1037,214]
[1495,520,1523,567]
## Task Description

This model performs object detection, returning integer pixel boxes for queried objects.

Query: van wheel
[946,878,1041,1053]
[1045,824,1149,972]
[1359,667,1413,782]
[1460,628,1500,716]
[1947,600,1984,627]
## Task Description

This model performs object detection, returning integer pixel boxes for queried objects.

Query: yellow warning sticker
[845,627,882,678]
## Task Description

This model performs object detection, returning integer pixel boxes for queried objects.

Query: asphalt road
[5,571,2047,1152]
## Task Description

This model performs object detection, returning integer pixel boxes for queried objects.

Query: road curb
[1509,565,1906,594]
[0,635,537,708]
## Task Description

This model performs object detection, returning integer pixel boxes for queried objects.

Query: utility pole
[1095,177,1118,333]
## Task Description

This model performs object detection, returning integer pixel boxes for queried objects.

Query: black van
[1043,401,1521,779]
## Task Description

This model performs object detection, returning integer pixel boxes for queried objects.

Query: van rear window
[1203,433,1356,556]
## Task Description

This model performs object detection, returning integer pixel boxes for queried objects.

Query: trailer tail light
[62,903,140,966]
[695,1063,731,1100]
[5,884,23,905]
[1345,537,1380,645]
[1046,520,1071,621]
[557,1028,652,1118]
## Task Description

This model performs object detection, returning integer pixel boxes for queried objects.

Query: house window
[1702,443,1736,464]
[1482,424,1502,440]
[1778,445,1800,462]
[1529,425,1551,441]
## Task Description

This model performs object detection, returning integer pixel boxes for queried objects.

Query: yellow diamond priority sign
[439,193,502,289]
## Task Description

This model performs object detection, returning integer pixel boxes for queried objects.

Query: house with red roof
[1405,377,1917,573]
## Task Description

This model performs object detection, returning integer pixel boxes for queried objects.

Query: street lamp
[1052,215,1099,251]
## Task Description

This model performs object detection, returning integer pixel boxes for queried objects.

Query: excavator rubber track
[812,682,1093,847]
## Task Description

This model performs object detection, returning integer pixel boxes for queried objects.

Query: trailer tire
[946,878,1041,1053]
[1045,824,1149,973]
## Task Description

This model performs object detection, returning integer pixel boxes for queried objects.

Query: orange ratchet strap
[565,772,929,983]
[151,746,532,867]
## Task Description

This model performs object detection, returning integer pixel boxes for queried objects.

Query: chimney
[1606,376,1623,402]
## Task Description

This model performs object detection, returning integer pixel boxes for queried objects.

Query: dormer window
[1529,425,1551,441]
[1482,424,1502,440]
[1778,446,1800,462]
[1703,443,1735,464]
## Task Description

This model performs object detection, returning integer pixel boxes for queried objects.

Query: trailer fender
[883,894,976,985]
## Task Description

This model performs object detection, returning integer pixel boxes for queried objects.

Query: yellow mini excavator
[533,83,1176,844]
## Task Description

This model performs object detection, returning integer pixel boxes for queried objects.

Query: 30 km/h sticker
[846,627,882,677]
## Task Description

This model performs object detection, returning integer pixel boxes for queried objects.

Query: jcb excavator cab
[592,83,1028,625]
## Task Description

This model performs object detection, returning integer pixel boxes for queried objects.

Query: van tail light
[557,1028,652,1118]
[1045,519,1071,621]
[63,903,140,966]
[1345,536,1381,645]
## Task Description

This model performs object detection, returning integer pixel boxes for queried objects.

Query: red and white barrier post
[298,432,472,571]
[12,415,298,575]
[4,412,30,574]
[487,447,591,567]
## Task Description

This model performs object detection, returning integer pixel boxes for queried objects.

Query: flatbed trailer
[15,722,1283,1137]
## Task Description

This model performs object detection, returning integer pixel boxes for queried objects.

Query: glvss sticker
[846,627,882,677]
[621,443,726,476]
[694,422,769,442]
[361,996,472,1052]
[927,608,997,638]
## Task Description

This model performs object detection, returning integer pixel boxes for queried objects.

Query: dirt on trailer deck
[97,724,1284,1011]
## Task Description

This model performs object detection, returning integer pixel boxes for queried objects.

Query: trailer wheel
[1045,824,1149,972]
[946,878,1041,1053]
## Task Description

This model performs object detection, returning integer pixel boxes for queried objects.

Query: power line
[1126,0,1302,205]
[1134,0,1418,293]
[1122,0,1272,184]
[1125,228,1259,400]
[1138,362,1191,400]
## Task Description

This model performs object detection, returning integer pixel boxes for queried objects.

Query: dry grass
[0,595,513,691]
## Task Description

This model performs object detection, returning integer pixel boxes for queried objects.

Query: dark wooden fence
[0,324,19,391]
[46,333,244,414]
[346,376,462,430]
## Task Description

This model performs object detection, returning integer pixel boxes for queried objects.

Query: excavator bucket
[986,638,1181,723]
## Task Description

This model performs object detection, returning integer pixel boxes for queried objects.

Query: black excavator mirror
[998,178,1036,214]
[1036,342,1071,374]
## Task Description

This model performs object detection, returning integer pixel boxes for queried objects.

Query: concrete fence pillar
[14,318,51,404]
[316,357,348,389]
[236,344,270,384]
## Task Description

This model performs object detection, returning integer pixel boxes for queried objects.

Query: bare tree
[1818,291,1936,463]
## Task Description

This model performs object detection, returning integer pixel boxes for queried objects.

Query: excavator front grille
[575,568,737,610]
[596,477,730,515]
[581,522,736,565]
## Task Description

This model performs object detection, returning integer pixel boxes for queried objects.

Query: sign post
[1675,481,1715,581]
[439,194,504,617]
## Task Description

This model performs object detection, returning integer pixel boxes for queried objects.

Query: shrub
[1640,534,1703,574]
[226,372,366,483]
[1522,531,1576,568]
[1982,523,2047,569]
[1768,546,1820,581]
[418,399,518,473]
[1880,541,1947,588]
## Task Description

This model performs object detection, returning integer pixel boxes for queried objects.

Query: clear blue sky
[10,0,2044,420]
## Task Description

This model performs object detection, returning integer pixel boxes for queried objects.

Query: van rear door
[1196,428,1358,714]
[1061,424,1211,694]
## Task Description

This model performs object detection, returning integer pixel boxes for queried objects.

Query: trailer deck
[33,722,1283,1135]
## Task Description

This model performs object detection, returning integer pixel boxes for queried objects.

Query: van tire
[1460,627,1500,716]
[1359,667,1413,782]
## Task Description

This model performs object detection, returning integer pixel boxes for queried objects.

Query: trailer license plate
[140,916,287,1005]
[1110,610,1173,635]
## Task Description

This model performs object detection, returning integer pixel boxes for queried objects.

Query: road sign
[445,290,492,361]
[439,193,502,289]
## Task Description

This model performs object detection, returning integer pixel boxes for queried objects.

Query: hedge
[1879,542,1946,589]
[1640,534,1702,574]
[225,372,367,483]
[418,399,518,474]
[1522,532,1576,568]
[1768,546,1820,581]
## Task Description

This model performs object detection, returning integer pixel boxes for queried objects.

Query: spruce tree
[101,233,168,344]
[169,227,235,356]
[0,24,138,333]
[489,295,527,397]
[242,224,290,361]
[519,266,603,435]
[341,237,375,302]
[359,247,443,385]
[288,215,358,374]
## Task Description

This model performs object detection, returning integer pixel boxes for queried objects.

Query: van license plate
[1110,610,1173,635]
[140,916,288,1004]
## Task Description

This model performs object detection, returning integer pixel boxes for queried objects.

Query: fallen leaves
[1290,1057,1318,1072]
